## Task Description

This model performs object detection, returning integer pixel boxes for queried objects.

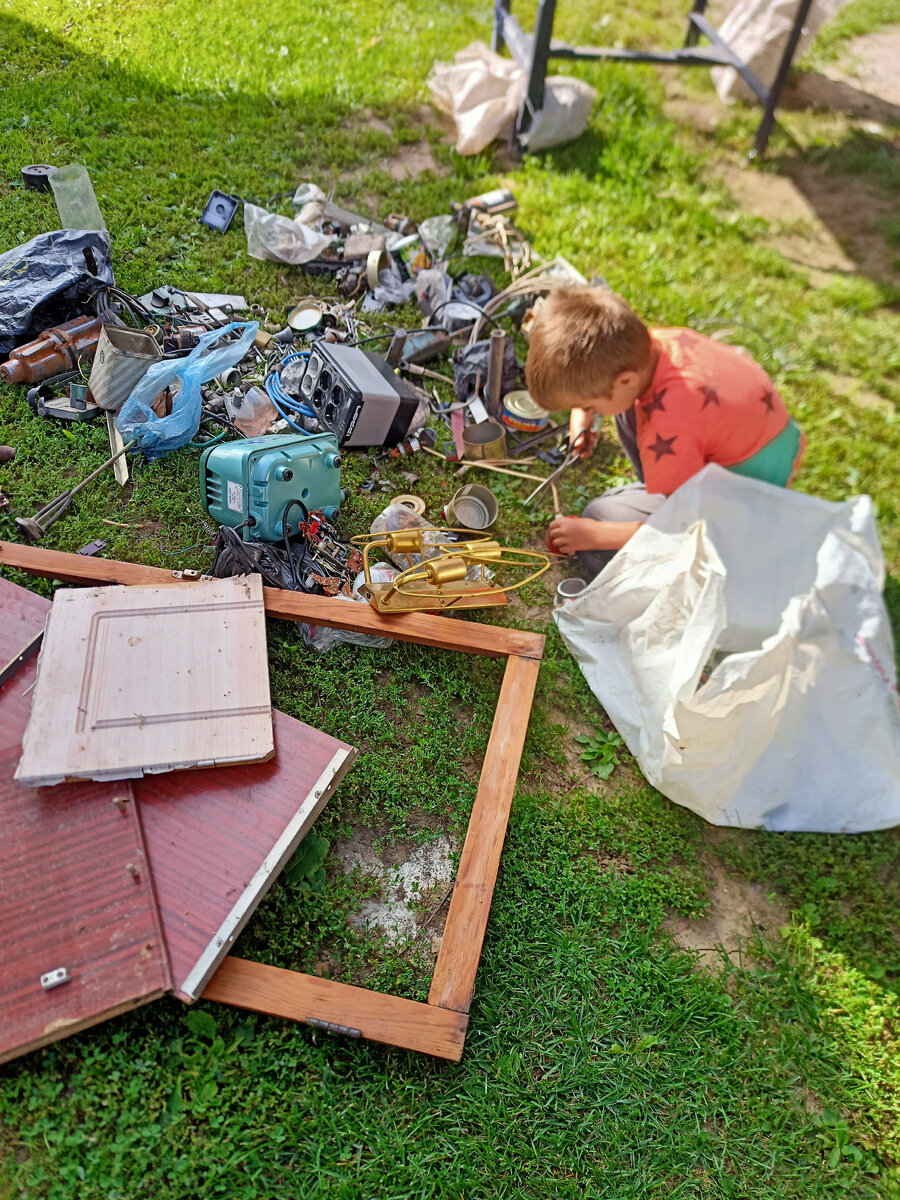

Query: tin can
[462,420,507,460]
[501,389,549,433]
[446,484,499,530]
[554,577,586,608]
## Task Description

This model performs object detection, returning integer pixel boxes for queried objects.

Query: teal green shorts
[727,417,804,487]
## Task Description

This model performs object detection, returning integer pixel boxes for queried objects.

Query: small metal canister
[461,420,507,460]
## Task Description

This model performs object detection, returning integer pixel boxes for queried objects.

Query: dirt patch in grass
[334,824,457,945]
[665,852,789,971]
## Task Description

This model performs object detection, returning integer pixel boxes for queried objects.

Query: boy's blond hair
[525,286,652,411]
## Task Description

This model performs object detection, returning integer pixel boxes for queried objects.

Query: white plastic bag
[556,466,900,832]
[428,42,595,155]
[244,203,331,264]
[712,0,851,104]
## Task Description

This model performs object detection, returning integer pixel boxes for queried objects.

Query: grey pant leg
[575,483,667,576]
[614,407,644,481]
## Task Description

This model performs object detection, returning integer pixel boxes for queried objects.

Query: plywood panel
[136,712,356,1001]
[16,576,274,786]
[203,958,468,1061]
[0,581,170,1064]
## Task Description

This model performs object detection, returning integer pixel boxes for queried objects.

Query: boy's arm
[548,515,642,555]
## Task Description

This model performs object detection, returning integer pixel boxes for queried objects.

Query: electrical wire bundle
[263,351,315,433]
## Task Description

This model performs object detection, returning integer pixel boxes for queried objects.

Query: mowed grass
[1,0,900,1196]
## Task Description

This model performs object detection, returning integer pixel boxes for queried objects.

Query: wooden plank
[203,957,468,1062]
[135,713,356,1001]
[0,581,170,1064]
[16,576,273,786]
[0,542,545,660]
[428,654,541,1013]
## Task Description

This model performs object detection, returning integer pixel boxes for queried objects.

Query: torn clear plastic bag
[244,203,331,265]
[116,322,258,458]
[299,570,395,653]
[373,263,416,306]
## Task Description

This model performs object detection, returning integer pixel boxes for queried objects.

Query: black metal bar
[492,0,511,55]
[684,0,709,47]
[544,43,733,66]
[517,0,557,142]
[752,0,816,156]
[690,13,769,102]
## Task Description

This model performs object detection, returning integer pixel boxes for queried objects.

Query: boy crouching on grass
[525,287,806,575]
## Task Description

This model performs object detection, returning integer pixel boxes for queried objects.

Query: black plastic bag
[0,229,114,356]
[452,337,520,404]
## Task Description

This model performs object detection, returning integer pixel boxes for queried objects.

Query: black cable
[281,498,310,589]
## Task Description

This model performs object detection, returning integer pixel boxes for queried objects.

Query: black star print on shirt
[699,386,720,409]
[643,388,667,418]
[760,391,775,412]
[648,433,677,461]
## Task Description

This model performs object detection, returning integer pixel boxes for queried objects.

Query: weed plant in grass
[2,0,900,1194]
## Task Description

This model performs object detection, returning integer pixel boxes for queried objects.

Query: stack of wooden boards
[0,575,356,1064]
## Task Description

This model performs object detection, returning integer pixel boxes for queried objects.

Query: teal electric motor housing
[200,433,344,542]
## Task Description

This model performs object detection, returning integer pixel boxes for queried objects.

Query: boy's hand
[568,408,598,459]
[570,428,598,459]
[547,516,604,555]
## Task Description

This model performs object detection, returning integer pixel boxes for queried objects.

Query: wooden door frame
[1,542,544,1061]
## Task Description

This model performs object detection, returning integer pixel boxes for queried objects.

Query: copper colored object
[0,316,101,386]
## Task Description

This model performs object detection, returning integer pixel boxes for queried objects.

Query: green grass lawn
[2,0,900,1196]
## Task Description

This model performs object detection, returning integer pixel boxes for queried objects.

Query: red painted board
[134,712,356,1002]
[0,578,171,1064]
[0,577,50,754]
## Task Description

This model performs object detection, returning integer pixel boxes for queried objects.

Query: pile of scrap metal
[1,169,570,613]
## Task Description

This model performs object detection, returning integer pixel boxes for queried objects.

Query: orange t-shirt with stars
[635,328,793,495]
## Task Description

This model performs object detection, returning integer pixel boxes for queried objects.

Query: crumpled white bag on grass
[555,465,900,832]
[428,41,596,155]
[244,203,331,264]
[712,0,851,103]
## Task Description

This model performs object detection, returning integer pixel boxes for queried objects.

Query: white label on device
[226,480,243,513]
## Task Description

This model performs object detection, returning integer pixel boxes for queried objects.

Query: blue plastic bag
[116,322,258,459]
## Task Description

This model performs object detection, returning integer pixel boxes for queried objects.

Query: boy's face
[576,370,642,417]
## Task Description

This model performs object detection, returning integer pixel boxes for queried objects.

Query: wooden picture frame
[0,542,545,1061]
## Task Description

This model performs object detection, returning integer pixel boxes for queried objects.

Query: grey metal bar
[492,0,511,55]
[690,13,769,102]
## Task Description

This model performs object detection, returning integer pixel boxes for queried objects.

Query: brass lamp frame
[352,527,551,613]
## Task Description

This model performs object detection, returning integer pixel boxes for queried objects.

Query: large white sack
[712,0,851,104]
[428,42,595,155]
[556,465,900,832]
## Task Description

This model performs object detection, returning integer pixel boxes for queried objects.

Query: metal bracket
[40,967,70,991]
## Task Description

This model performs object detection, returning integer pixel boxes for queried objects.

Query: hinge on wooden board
[305,1017,361,1039]
[170,569,213,582]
